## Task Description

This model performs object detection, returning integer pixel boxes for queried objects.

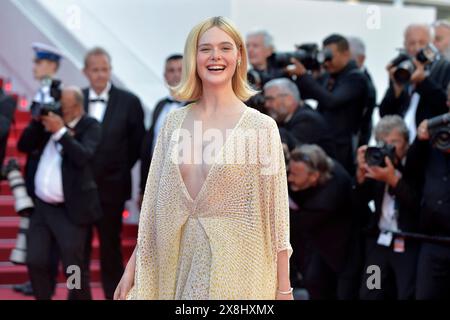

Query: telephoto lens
[1,159,35,265]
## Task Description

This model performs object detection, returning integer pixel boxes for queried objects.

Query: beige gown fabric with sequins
[127,104,292,300]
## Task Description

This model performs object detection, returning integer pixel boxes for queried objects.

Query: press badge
[393,237,405,253]
[377,231,393,247]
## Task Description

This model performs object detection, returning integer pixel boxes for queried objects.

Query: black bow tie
[90,98,106,104]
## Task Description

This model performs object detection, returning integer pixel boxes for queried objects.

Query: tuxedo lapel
[100,85,118,132]
[82,88,89,114]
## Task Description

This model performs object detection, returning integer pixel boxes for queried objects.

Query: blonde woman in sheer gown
[114,16,293,300]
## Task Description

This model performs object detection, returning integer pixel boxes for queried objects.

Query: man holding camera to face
[407,84,450,299]
[356,115,422,300]
[287,34,369,175]
[380,24,450,143]
[17,87,102,300]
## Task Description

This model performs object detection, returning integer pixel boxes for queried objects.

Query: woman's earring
[237,59,241,67]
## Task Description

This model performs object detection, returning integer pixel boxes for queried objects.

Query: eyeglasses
[264,93,290,102]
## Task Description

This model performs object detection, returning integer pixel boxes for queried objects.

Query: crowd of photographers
[1,20,450,300]
[246,22,450,299]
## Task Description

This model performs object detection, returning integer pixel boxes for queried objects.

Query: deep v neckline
[176,104,249,204]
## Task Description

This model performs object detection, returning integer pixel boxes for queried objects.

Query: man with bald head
[380,23,450,142]
[18,87,102,300]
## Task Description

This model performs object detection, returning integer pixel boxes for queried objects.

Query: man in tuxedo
[263,78,336,158]
[379,24,450,143]
[0,88,16,167]
[288,34,369,174]
[140,54,185,198]
[287,144,353,299]
[82,47,145,299]
[17,87,102,300]
[355,115,421,300]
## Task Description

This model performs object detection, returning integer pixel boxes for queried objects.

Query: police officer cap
[32,42,63,62]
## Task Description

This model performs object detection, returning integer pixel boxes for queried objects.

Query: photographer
[0,88,16,166]
[17,87,102,300]
[356,115,421,300]
[288,34,369,174]
[245,30,286,113]
[13,43,64,296]
[287,144,353,299]
[379,24,450,142]
[263,78,336,158]
[408,87,450,299]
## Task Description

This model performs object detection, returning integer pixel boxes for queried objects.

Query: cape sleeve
[264,119,293,259]
[127,110,173,299]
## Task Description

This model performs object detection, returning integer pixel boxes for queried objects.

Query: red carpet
[0,109,137,300]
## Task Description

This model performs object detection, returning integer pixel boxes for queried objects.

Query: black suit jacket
[379,76,448,128]
[354,153,422,235]
[289,161,353,273]
[0,90,16,166]
[357,68,377,147]
[139,98,186,192]
[280,104,336,158]
[82,85,145,204]
[17,116,102,225]
[295,61,369,172]
[406,138,450,235]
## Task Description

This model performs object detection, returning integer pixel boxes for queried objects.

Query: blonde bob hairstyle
[172,16,257,102]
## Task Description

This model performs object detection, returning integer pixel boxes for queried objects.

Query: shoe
[12,281,34,296]
[12,281,30,293]
[21,282,34,296]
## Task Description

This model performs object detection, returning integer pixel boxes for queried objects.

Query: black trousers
[359,236,419,300]
[84,201,124,300]
[416,242,450,299]
[303,250,338,300]
[26,198,91,300]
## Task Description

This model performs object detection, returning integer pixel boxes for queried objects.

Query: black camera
[365,144,396,167]
[274,43,333,71]
[428,113,450,152]
[390,44,439,85]
[30,78,62,117]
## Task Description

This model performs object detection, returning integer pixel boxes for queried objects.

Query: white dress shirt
[404,92,420,144]
[378,170,401,232]
[34,117,82,204]
[33,78,55,104]
[152,96,183,151]
[88,82,111,123]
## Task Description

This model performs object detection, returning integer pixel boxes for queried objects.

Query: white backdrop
[30,0,436,109]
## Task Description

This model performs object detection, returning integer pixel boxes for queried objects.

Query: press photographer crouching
[287,34,369,175]
[287,144,353,299]
[17,87,102,300]
[356,115,421,300]
[409,94,450,299]
[263,78,336,158]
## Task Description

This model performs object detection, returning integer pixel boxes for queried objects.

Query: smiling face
[196,26,240,89]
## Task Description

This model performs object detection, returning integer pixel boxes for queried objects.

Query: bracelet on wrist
[277,287,293,295]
